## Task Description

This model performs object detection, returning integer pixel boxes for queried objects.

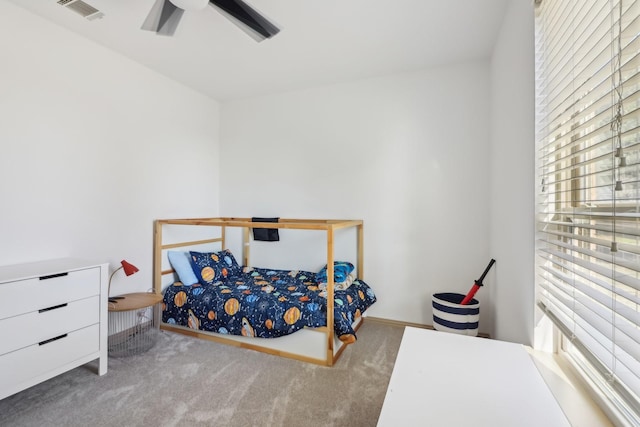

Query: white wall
[0,1,221,295]
[220,63,495,332]
[0,0,534,342]
[489,0,535,345]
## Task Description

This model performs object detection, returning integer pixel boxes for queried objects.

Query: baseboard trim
[366,316,434,330]
[366,316,490,338]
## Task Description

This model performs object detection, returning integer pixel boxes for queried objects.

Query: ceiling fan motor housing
[169,0,208,12]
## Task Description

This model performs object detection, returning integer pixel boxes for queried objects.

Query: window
[535,0,640,422]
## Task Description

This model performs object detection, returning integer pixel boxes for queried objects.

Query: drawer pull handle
[39,272,69,280]
[39,303,68,313]
[39,334,68,346]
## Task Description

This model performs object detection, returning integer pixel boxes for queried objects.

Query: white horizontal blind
[535,0,640,419]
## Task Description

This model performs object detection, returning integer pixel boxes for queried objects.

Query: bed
[153,217,376,366]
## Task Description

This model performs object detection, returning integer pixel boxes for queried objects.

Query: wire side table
[107,292,163,357]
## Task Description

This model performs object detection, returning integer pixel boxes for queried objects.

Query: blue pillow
[167,251,199,286]
[218,249,242,277]
[316,261,355,284]
[189,249,242,285]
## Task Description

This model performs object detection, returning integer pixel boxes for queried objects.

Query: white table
[377,327,570,427]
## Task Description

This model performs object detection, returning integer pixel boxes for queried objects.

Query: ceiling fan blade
[209,0,280,41]
[141,0,185,36]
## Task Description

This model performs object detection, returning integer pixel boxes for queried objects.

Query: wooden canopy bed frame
[153,217,366,366]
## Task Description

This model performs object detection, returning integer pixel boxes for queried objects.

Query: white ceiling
[7,0,509,101]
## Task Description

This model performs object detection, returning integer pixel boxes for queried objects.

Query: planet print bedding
[162,266,377,342]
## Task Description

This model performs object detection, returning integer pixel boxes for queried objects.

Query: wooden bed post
[221,226,226,250]
[243,227,250,267]
[357,222,364,279]
[153,220,163,295]
[326,226,335,366]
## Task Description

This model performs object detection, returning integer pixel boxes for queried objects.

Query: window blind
[535,0,640,420]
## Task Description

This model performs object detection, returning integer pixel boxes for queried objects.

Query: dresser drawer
[0,296,99,356]
[0,267,100,321]
[0,324,100,387]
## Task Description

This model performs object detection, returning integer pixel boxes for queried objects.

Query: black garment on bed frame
[252,217,280,242]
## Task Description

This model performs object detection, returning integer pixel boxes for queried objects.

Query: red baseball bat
[460,259,496,305]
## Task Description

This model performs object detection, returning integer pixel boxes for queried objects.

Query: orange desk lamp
[108,260,139,303]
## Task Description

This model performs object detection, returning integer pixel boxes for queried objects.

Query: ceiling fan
[141,0,280,41]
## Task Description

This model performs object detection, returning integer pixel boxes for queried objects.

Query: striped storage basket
[432,292,480,336]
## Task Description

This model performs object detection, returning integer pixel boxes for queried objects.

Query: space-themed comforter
[162,266,376,341]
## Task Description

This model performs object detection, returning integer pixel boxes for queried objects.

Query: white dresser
[0,258,108,400]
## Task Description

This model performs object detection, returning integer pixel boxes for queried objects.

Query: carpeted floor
[0,321,404,427]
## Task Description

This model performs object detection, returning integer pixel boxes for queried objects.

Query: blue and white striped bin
[432,292,480,336]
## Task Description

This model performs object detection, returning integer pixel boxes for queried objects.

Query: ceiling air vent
[57,0,104,21]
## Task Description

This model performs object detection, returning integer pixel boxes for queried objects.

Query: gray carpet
[0,321,403,427]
